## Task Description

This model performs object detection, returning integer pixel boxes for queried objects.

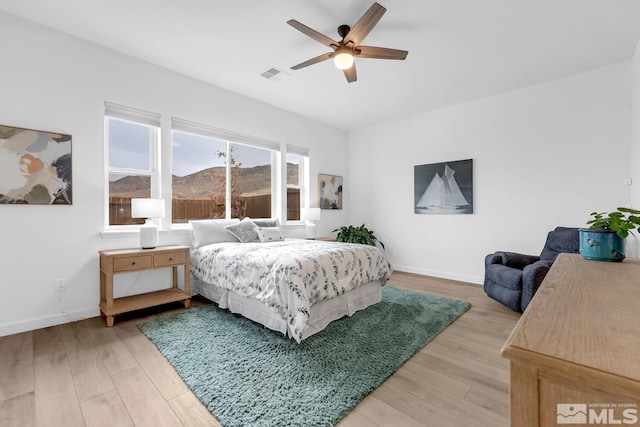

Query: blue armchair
[483,227,580,312]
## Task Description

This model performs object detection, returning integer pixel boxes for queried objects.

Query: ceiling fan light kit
[333,47,355,70]
[288,2,408,83]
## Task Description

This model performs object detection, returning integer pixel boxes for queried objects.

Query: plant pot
[579,229,625,262]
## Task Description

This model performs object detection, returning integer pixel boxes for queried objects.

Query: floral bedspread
[190,239,391,342]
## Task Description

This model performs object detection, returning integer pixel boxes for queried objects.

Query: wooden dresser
[501,253,640,426]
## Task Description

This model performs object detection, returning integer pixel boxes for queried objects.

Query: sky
[108,119,297,178]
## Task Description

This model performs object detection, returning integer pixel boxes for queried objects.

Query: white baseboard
[391,264,483,285]
[0,264,482,337]
[0,307,100,337]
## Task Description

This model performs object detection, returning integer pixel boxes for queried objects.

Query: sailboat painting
[414,159,473,214]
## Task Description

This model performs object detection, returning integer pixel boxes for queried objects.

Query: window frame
[284,151,308,222]
[104,102,162,230]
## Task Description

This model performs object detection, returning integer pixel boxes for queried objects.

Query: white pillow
[189,219,240,248]
[224,218,260,243]
[257,226,286,243]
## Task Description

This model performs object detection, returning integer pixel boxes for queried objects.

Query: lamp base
[305,222,316,240]
[140,219,159,249]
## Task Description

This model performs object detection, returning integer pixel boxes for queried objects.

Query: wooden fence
[109,189,300,225]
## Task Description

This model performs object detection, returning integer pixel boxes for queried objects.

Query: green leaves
[332,224,385,249]
[587,207,640,239]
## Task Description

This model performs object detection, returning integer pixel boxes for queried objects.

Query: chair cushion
[497,251,540,270]
[521,260,554,311]
[485,264,523,290]
[539,227,580,261]
[484,279,522,312]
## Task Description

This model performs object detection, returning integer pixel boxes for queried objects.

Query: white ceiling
[2,0,640,131]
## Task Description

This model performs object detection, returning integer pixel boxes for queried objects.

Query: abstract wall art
[414,159,473,214]
[319,173,343,210]
[0,125,72,205]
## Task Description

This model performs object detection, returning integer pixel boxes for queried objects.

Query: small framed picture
[319,173,343,210]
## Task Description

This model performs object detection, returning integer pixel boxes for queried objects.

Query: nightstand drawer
[113,255,153,272]
[154,251,187,267]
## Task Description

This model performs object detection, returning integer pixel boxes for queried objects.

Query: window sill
[169,224,190,233]
[100,222,302,239]
[100,228,183,239]
[100,228,140,239]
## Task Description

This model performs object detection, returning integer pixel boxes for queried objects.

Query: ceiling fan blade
[291,52,334,70]
[343,2,386,46]
[287,19,338,47]
[343,63,357,83]
[356,45,408,60]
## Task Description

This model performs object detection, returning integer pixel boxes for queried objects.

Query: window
[105,102,160,226]
[171,131,227,222]
[228,142,272,219]
[171,132,275,222]
[286,153,302,220]
[286,145,309,221]
[171,118,278,223]
[104,109,308,228]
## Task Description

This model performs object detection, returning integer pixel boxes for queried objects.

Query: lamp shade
[301,207,321,222]
[131,199,164,249]
[131,198,165,219]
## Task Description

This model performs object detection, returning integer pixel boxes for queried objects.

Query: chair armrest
[495,251,540,270]
[485,253,503,268]
[521,260,554,311]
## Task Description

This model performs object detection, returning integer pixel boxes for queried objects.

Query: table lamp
[301,207,321,239]
[131,198,165,249]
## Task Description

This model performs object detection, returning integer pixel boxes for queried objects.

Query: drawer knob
[132,262,136,265]
[169,258,173,261]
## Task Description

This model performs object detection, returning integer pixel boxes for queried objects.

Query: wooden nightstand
[316,237,337,241]
[99,245,191,327]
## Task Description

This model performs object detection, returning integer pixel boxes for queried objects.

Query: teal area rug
[138,286,470,427]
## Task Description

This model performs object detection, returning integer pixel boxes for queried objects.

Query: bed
[188,218,391,342]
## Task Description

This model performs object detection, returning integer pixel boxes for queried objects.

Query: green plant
[333,224,385,249]
[587,207,640,239]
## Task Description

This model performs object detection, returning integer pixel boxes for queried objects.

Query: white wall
[630,41,640,258]
[348,63,632,284]
[0,12,348,336]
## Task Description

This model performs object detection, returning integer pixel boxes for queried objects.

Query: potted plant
[581,207,640,262]
[333,224,385,249]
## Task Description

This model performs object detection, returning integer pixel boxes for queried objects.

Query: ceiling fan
[287,2,408,83]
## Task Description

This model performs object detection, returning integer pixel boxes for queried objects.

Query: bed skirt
[191,279,383,341]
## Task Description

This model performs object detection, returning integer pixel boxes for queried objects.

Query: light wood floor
[0,272,520,427]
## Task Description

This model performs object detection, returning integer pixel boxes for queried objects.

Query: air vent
[261,67,281,79]
[260,66,291,83]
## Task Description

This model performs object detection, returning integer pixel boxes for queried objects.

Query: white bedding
[190,238,391,342]
[191,278,383,341]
